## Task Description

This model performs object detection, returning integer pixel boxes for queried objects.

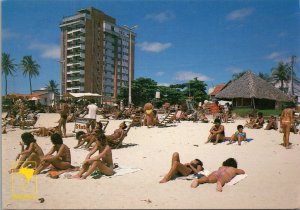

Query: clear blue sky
[2,0,300,95]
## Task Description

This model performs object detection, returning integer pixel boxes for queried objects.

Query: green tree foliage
[117,77,208,107]
[20,56,40,94]
[271,62,290,91]
[232,71,247,81]
[117,77,157,106]
[45,80,59,95]
[2,53,16,95]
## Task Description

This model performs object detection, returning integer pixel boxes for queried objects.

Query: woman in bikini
[9,132,44,173]
[71,130,114,179]
[159,152,203,183]
[191,158,245,192]
[280,108,294,149]
[34,133,71,174]
[205,118,225,145]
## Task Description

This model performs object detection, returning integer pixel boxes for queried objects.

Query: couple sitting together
[159,152,245,192]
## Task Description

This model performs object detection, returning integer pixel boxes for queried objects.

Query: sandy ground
[1,114,300,209]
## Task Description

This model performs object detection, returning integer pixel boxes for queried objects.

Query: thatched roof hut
[216,71,292,109]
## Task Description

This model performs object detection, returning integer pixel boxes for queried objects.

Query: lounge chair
[108,121,132,149]
[158,111,176,127]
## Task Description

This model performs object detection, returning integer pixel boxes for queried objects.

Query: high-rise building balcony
[67,28,85,34]
[67,44,85,51]
[67,36,85,43]
[67,61,85,67]
[60,19,85,28]
[66,86,84,91]
[67,69,84,75]
[67,52,85,59]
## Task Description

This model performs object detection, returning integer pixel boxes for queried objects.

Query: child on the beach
[227,125,246,145]
[34,133,71,174]
[70,130,114,179]
[9,132,44,173]
[244,114,255,128]
[191,158,245,192]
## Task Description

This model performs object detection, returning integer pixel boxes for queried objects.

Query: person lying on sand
[34,133,71,175]
[70,130,113,179]
[9,132,44,173]
[159,152,203,183]
[31,126,59,137]
[227,125,247,146]
[205,118,225,145]
[191,158,245,192]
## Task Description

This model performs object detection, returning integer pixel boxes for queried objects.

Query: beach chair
[109,121,132,149]
[99,119,109,131]
[158,111,176,127]
[131,112,143,127]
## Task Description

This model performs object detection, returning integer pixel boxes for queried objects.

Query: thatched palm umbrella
[216,71,292,108]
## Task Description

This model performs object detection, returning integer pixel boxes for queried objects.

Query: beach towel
[223,137,253,144]
[91,165,142,179]
[46,167,80,179]
[176,170,248,186]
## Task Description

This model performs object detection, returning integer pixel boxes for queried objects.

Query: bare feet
[191,179,199,188]
[159,179,168,183]
[227,142,231,145]
[216,181,223,192]
[69,174,81,179]
[8,169,19,174]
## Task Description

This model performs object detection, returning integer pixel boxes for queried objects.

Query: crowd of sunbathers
[6,98,299,192]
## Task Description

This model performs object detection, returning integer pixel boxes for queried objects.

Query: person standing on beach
[205,118,225,145]
[280,108,294,149]
[58,100,69,138]
[144,102,154,128]
[159,152,204,183]
[86,99,98,133]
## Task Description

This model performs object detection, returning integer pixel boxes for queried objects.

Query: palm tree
[2,53,17,95]
[20,56,40,94]
[271,62,289,91]
[46,80,59,106]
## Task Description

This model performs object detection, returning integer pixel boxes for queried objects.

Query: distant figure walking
[280,108,294,149]
[86,100,98,133]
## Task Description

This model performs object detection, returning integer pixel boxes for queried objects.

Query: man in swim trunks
[159,152,203,183]
[191,158,245,192]
[280,108,294,149]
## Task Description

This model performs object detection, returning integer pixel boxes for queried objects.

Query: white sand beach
[2,115,300,209]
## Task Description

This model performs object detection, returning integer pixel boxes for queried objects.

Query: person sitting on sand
[191,158,245,192]
[159,152,204,183]
[106,122,129,147]
[280,108,294,149]
[199,113,209,123]
[74,121,103,149]
[9,132,44,173]
[253,112,264,129]
[244,114,256,128]
[34,133,71,174]
[227,125,247,145]
[205,118,225,145]
[264,116,278,130]
[70,130,114,179]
